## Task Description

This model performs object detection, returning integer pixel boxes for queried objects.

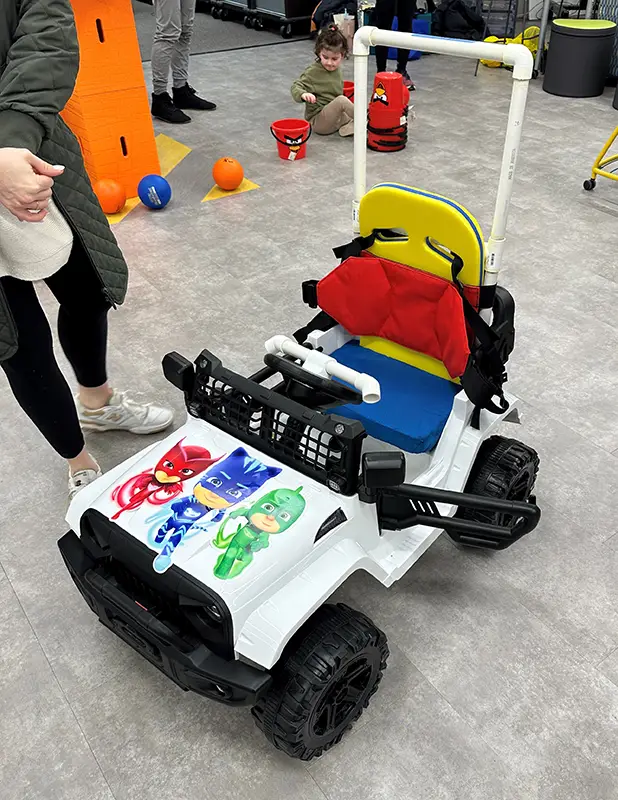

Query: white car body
[67,382,518,671]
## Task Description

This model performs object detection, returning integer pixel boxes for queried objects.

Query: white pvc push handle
[265,335,381,404]
[352,26,533,296]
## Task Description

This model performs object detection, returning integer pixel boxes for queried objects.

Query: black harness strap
[478,283,497,309]
[451,254,509,423]
[293,310,337,345]
[332,233,377,261]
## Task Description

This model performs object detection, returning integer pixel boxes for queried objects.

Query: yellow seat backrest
[357,183,486,381]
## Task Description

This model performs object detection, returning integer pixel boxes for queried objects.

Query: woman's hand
[301,93,317,104]
[0,148,65,222]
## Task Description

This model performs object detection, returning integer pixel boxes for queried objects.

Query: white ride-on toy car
[59,30,541,760]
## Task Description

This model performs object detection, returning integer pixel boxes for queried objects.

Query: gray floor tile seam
[401,637,618,795]
[305,771,331,800]
[311,665,534,795]
[597,647,618,688]
[513,380,618,460]
[453,529,618,665]
[601,522,618,545]
[2,479,67,522]
[47,670,119,800]
[0,556,120,799]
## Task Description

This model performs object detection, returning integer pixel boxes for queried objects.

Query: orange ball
[93,179,126,214]
[212,157,244,191]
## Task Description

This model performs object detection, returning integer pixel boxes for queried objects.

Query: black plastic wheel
[220,6,229,19]
[456,435,539,538]
[244,15,252,27]
[254,17,264,29]
[211,6,220,18]
[583,179,596,191]
[252,603,388,760]
[281,23,293,38]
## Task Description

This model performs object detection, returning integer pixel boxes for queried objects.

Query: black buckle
[301,280,318,309]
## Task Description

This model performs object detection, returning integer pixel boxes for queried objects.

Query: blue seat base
[331,341,459,453]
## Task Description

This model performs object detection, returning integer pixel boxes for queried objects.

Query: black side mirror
[362,451,406,489]
[162,351,195,393]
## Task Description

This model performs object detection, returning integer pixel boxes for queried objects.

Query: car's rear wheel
[252,603,388,760]
[456,435,540,538]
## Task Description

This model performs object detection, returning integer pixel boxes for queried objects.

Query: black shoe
[396,69,416,91]
[151,92,191,124]
[173,84,217,111]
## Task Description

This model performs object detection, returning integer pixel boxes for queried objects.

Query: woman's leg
[0,276,97,475]
[45,240,112,410]
[312,96,355,135]
[45,240,173,435]
[374,0,397,72]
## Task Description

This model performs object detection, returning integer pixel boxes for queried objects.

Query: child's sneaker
[397,69,416,91]
[76,389,174,435]
[68,466,103,501]
[339,121,354,137]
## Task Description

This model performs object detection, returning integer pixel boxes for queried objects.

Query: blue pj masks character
[151,447,282,574]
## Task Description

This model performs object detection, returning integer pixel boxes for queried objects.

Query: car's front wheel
[252,603,389,760]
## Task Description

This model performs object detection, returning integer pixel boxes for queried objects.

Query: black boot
[173,84,217,111]
[151,92,191,124]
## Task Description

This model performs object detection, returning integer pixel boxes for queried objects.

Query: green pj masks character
[212,487,306,580]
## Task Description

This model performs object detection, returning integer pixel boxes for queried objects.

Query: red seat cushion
[317,254,471,379]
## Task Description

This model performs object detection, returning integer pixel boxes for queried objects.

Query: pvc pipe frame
[353,28,533,290]
[265,335,381,403]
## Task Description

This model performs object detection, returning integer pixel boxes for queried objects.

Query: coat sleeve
[0,0,79,153]
[291,67,314,102]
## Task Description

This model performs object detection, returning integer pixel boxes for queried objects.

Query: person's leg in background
[374,0,397,73]
[0,275,101,496]
[394,0,417,89]
[151,0,193,124]
[312,96,355,136]
[172,0,217,112]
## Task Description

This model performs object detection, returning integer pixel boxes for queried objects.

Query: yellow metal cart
[584,124,618,190]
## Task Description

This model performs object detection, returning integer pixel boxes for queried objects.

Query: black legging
[0,239,110,459]
[374,0,417,72]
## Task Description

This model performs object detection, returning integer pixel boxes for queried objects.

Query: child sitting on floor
[291,25,354,137]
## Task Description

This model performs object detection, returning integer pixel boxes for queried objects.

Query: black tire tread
[459,435,539,523]
[252,603,389,760]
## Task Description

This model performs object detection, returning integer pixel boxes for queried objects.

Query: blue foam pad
[331,342,459,453]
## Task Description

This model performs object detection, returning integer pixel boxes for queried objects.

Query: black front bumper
[58,514,272,707]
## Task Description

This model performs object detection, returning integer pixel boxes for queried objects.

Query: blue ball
[138,175,172,210]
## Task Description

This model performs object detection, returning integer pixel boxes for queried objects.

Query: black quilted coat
[0,0,128,361]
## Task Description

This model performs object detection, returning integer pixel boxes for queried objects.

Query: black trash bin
[543,19,617,98]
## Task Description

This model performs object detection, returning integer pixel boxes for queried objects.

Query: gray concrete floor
[2,40,618,800]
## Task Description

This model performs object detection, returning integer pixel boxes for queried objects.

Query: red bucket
[270,118,311,161]
[343,81,354,102]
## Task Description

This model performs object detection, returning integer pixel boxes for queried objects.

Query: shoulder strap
[451,255,510,422]
[332,233,377,261]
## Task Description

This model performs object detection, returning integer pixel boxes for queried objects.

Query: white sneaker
[76,389,174,435]
[68,466,103,501]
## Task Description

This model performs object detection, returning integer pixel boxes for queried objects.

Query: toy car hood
[66,417,351,614]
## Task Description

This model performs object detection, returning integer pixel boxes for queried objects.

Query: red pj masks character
[111,439,220,520]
